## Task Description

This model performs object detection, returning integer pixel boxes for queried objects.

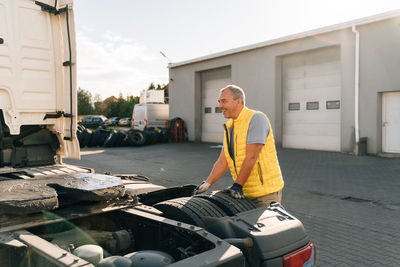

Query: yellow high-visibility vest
[223,107,284,198]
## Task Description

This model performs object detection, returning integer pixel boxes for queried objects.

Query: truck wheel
[143,128,157,145]
[97,129,110,145]
[114,131,126,147]
[159,128,169,143]
[88,129,101,147]
[103,130,118,147]
[154,197,227,228]
[81,129,93,147]
[127,130,146,146]
[77,123,85,132]
[195,191,257,216]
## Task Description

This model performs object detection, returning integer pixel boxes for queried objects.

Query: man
[193,85,284,207]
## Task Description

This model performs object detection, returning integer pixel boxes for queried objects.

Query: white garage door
[383,92,400,153]
[201,66,231,143]
[282,47,341,151]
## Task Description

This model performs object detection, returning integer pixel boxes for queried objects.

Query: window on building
[288,102,300,111]
[326,100,340,109]
[306,101,319,110]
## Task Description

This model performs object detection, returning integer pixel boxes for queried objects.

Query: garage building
[168,10,400,155]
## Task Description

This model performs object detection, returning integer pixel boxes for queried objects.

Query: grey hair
[220,85,245,105]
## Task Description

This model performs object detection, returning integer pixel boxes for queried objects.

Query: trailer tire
[154,197,227,228]
[195,190,257,216]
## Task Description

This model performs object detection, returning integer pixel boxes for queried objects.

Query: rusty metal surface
[0,173,124,214]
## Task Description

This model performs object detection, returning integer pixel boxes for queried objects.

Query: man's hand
[226,183,244,199]
[193,181,211,195]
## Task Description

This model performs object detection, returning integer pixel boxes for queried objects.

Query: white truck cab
[0,0,80,169]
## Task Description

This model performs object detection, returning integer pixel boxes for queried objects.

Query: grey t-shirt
[224,113,270,155]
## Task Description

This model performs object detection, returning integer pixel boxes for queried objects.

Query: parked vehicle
[0,1,315,266]
[105,117,120,126]
[118,117,132,127]
[81,115,107,128]
[132,103,169,130]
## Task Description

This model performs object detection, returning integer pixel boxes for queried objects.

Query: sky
[73,0,400,99]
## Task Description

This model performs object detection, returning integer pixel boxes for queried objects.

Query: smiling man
[194,85,284,207]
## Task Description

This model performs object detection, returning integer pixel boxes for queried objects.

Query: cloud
[76,30,168,99]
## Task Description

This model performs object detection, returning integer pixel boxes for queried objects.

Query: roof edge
[169,9,400,69]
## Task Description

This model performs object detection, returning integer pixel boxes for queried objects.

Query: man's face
[218,90,243,119]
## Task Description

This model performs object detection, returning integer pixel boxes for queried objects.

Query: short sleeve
[247,113,270,144]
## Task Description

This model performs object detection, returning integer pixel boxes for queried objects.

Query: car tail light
[283,243,316,267]
[144,119,148,128]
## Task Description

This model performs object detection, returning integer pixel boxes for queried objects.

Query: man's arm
[205,150,228,184]
[234,143,263,186]
[193,150,228,195]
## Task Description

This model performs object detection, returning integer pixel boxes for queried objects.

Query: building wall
[358,17,400,154]
[169,17,400,154]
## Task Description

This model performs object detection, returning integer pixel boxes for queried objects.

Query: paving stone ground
[65,143,400,266]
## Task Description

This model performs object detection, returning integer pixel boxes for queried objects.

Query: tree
[77,88,94,115]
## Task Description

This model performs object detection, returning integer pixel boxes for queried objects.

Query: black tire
[143,128,157,145]
[103,130,118,147]
[127,129,146,146]
[81,129,93,147]
[195,190,257,216]
[153,197,227,228]
[120,135,131,146]
[159,128,169,143]
[113,131,126,147]
[77,130,84,148]
[88,129,101,147]
[97,129,111,145]
[77,123,85,132]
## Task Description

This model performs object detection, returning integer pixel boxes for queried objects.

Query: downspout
[352,25,360,154]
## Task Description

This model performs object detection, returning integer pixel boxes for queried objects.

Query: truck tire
[97,129,111,145]
[143,128,158,145]
[81,129,93,147]
[103,130,118,147]
[77,130,84,147]
[194,191,257,216]
[114,131,126,147]
[88,129,101,147]
[159,128,169,143]
[77,123,85,132]
[154,197,227,228]
[127,129,146,146]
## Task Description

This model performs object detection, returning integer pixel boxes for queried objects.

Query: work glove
[224,183,244,199]
[193,181,211,195]
[225,183,244,199]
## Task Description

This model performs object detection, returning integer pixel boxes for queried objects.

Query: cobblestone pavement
[65,143,400,266]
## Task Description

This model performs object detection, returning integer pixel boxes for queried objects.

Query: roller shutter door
[282,47,341,151]
[201,66,231,143]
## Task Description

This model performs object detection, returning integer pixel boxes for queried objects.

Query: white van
[132,103,169,130]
